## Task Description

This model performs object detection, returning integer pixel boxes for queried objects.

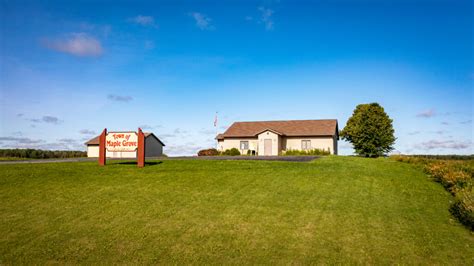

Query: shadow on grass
[116,161,163,166]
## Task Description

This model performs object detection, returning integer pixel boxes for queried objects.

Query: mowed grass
[0,157,472,264]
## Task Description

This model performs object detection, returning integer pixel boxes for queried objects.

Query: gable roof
[85,132,165,146]
[218,119,338,139]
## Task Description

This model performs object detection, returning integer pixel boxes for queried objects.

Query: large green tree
[341,103,396,157]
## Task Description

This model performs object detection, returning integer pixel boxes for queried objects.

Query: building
[85,132,165,158]
[216,119,338,155]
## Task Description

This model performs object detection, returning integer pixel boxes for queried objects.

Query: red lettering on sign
[107,140,121,148]
[122,140,137,147]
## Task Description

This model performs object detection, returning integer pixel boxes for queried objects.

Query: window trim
[301,140,311,150]
[240,141,249,150]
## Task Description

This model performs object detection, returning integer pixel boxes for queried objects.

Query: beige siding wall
[86,137,164,158]
[257,131,280,156]
[87,145,99,157]
[218,134,337,156]
[283,137,335,154]
[218,137,258,154]
[106,151,138,158]
[88,148,137,158]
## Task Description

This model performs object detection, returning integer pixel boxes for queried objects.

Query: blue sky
[0,0,472,155]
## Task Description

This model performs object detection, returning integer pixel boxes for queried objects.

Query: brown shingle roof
[85,136,100,145]
[219,119,338,138]
[85,132,165,146]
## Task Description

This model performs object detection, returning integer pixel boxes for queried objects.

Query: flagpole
[214,111,218,150]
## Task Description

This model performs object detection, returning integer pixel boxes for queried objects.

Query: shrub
[393,155,474,230]
[223,148,240,156]
[424,162,471,195]
[450,190,474,231]
[197,148,219,156]
[283,149,330,156]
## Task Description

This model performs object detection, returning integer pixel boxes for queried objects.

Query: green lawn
[0,157,472,264]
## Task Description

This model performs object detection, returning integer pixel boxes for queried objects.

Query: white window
[301,140,311,150]
[240,141,249,150]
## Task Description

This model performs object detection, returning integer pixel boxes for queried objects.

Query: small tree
[341,103,396,157]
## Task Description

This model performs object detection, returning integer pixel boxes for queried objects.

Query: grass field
[0,157,472,264]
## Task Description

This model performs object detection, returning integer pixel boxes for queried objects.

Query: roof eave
[219,134,337,139]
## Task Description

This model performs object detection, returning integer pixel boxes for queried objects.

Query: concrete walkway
[0,156,319,164]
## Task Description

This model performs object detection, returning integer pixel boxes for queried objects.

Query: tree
[340,103,396,157]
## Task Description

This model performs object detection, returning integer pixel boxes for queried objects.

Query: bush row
[197,148,220,156]
[392,155,473,230]
[222,148,241,156]
[283,148,330,156]
[197,148,241,156]
[198,148,331,156]
[0,149,87,159]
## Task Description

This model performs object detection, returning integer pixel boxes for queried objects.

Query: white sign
[106,132,138,152]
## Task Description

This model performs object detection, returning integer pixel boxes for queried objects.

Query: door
[264,139,272,155]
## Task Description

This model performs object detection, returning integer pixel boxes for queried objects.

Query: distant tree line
[407,154,474,160]
[0,149,87,159]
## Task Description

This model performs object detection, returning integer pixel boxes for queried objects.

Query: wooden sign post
[137,128,145,168]
[98,128,107,166]
[98,128,146,167]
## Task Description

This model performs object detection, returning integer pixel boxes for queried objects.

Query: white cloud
[138,125,154,130]
[128,15,157,27]
[42,116,61,124]
[258,7,274,30]
[199,129,216,135]
[144,40,155,50]
[0,136,44,144]
[43,33,103,57]
[432,130,447,135]
[414,140,472,150]
[173,128,188,135]
[0,136,85,151]
[79,129,95,135]
[190,12,214,30]
[107,94,133,102]
[416,109,435,118]
[160,133,175,139]
[28,116,62,125]
[58,138,78,144]
[78,22,112,37]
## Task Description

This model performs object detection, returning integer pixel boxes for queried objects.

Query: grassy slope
[0,157,472,264]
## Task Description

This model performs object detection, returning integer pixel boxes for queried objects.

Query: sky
[0,0,473,156]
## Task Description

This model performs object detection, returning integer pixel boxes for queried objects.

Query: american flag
[214,112,218,127]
